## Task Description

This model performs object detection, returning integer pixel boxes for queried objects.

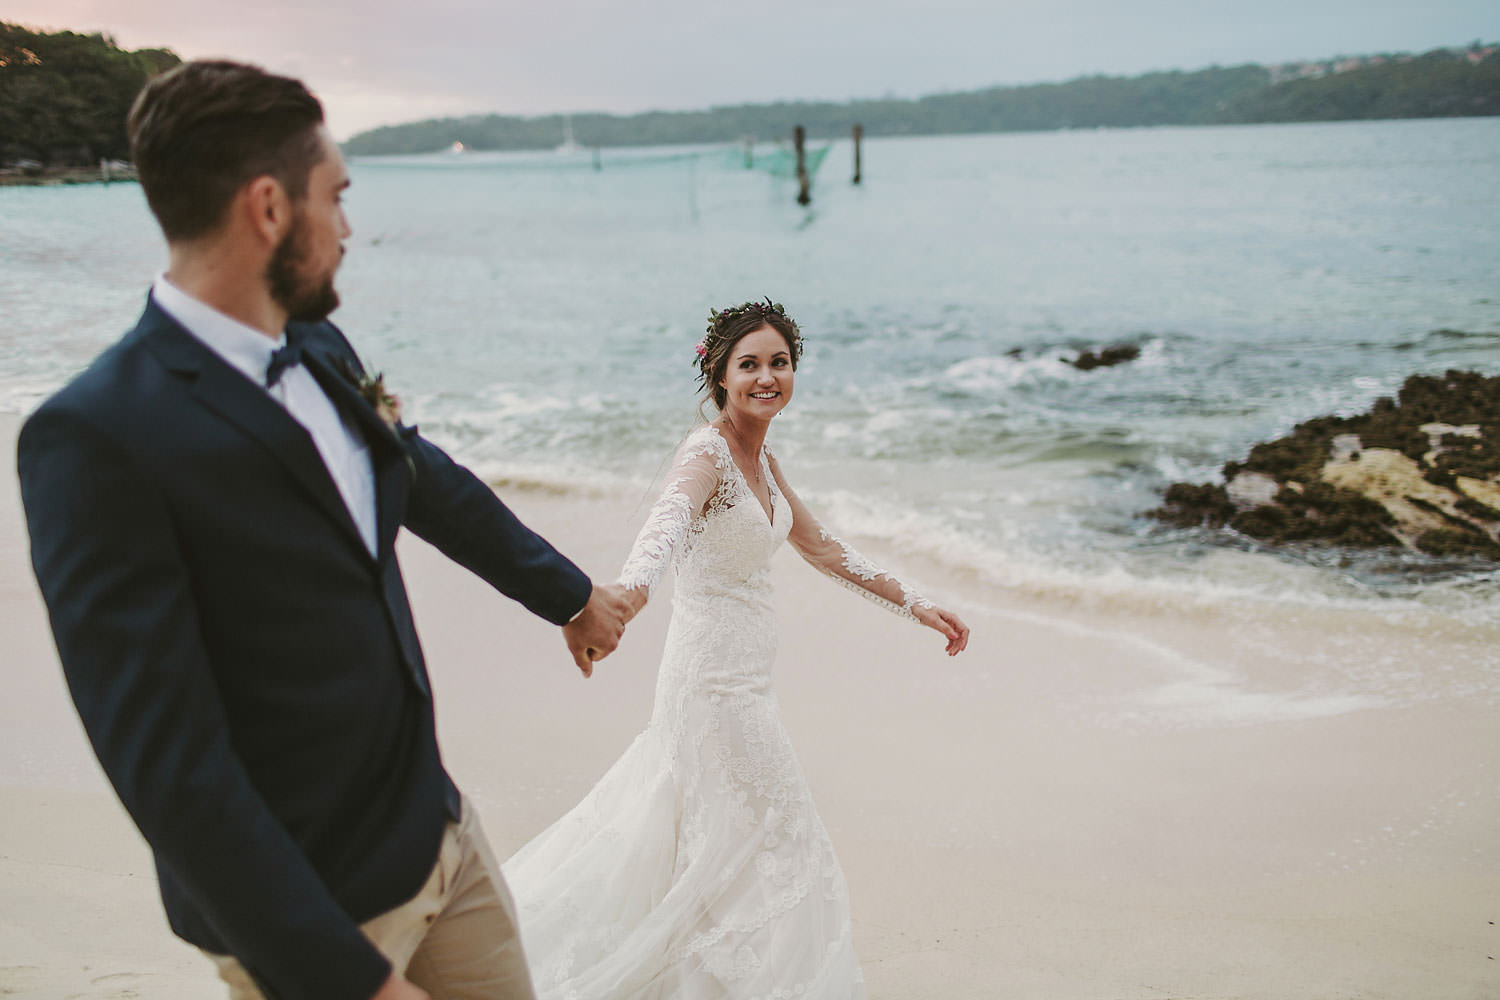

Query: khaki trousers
[206,798,536,1000]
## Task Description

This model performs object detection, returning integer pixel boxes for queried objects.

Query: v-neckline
[710,425,776,528]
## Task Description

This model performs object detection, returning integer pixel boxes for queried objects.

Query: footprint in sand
[0,966,44,996]
[60,971,147,999]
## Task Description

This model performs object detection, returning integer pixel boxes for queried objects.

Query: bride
[503,299,970,999]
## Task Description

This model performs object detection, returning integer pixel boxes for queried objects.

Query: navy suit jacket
[17,297,592,1000]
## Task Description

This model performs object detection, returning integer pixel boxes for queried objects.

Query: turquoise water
[3,119,1498,619]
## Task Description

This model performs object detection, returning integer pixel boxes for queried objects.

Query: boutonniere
[334,357,403,430]
[332,355,418,481]
[360,372,403,429]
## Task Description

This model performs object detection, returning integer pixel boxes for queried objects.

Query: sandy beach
[3,410,1497,1000]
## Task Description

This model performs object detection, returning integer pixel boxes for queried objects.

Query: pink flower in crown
[694,341,708,360]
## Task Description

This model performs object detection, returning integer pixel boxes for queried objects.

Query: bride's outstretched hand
[915,605,970,656]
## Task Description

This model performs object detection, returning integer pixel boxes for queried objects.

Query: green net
[355,140,836,184]
[722,143,832,178]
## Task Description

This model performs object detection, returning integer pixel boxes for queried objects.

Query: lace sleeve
[765,447,933,621]
[616,431,726,598]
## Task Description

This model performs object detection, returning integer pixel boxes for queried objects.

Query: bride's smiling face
[719,325,794,421]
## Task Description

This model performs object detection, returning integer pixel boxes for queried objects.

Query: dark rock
[1394,369,1500,427]
[1068,344,1140,371]
[1432,430,1500,481]
[1151,369,1500,557]
[1224,431,1328,483]
[1456,496,1500,522]
[1416,528,1500,558]
[1228,481,1399,548]
[1153,482,1234,528]
[1405,496,1487,533]
[1424,466,1459,489]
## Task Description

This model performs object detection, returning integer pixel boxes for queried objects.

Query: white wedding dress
[504,425,931,1000]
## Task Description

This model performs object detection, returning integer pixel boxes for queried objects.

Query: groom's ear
[240,175,294,248]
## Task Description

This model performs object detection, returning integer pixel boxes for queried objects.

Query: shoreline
[4,411,1498,998]
[473,456,1500,631]
[0,165,137,188]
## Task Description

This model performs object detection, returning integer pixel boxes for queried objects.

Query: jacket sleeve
[17,406,392,1000]
[308,320,592,627]
[400,428,592,626]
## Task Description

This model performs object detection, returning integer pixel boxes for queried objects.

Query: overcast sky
[11,1,1499,139]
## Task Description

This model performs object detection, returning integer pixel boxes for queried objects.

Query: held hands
[562,583,647,677]
[914,604,971,656]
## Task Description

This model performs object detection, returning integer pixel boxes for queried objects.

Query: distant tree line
[343,66,1274,156]
[2,18,1494,165]
[343,45,1498,156]
[0,22,179,166]
[1221,48,1499,122]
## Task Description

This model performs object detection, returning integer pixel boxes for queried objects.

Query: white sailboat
[555,113,583,155]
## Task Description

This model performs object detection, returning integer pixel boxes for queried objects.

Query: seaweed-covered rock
[1152,369,1500,557]
[1230,480,1400,548]
[1155,482,1234,527]
[1067,344,1140,371]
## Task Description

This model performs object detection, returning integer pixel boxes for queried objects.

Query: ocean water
[3,118,1499,626]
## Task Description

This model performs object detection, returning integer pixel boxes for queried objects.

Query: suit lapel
[138,302,373,559]
[300,348,413,564]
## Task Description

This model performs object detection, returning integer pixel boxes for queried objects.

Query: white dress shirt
[151,275,379,556]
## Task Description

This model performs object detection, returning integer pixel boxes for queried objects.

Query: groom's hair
[127,60,326,241]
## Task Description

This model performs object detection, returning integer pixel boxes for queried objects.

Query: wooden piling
[852,124,863,185]
[794,125,810,206]
[744,136,754,169]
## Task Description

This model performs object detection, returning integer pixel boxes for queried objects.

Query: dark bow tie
[265,333,304,388]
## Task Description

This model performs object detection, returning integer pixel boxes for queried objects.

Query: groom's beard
[268,212,341,322]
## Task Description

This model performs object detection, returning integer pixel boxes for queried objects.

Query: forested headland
[1221,47,1500,123]
[0,22,178,170]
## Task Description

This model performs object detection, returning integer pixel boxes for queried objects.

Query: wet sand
[3,412,1496,999]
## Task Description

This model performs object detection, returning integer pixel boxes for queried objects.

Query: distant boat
[555,114,583,155]
[449,140,466,155]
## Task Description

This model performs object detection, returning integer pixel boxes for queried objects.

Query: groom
[17,61,634,1000]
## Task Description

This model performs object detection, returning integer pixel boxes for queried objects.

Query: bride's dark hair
[696,299,802,412]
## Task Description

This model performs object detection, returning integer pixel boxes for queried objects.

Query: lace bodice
[617,425,932,620]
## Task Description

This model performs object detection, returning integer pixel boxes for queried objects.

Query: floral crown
[694,298,802,386]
